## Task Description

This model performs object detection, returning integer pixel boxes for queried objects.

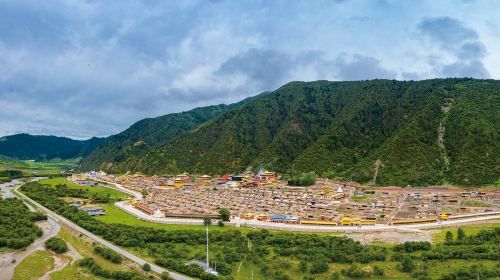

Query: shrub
[94,246,123,263]
[218,208,230,221]
[160,271,173,280]
[143,263,152,271]
[45,237,68,253]
[373,265,384,276]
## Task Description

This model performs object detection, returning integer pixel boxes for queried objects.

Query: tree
[203,217,212,226]
[373,265,384,276]
[310,256,329,274]
[457,227,465,241]
[143,263,151,271]
[160,271,173,280]
[219,208,230,221]
[299,260,308,272]
[45,237,68,254]
[445,231,454,243]
[398,256,415,272]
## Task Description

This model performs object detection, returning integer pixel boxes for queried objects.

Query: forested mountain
[0,134,105,160]
[83,79,499,187]
[81,104,237,171]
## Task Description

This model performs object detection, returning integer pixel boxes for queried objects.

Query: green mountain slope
[80,104,236,172]
[131,79,498,187]
[0,134,104,161]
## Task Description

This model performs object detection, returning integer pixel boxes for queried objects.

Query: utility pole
[206,224,209,272]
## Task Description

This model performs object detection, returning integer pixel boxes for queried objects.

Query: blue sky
[0,0,499,139]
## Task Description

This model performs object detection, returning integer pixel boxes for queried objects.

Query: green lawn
[40,178,130,200]
[95,202,238,232]
[12,250,55,280]
[461,199,491,207]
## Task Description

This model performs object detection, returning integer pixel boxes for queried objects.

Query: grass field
[431,220,500,243]
[50,261,97,280]
[95,202,239,232]
[58,227,128,272]
[461,199,491,207]
[12,250,55,280]
[40,178,130,200]
[0,157,79,175]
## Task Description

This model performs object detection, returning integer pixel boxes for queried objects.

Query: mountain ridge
[58,79,500,186]
[0,133,105,160]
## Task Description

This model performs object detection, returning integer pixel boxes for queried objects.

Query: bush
[288,173,316,186]
[143,263,151,271]
[160,271,173,280]
[45,237,68,254]
[457,227,465,241]
[398,255,415,272]
[219,208,230,221]
[394,241,431,253]
[94,246,123,263]
[373,265,384,276]
[299,260,308,272]
[310,256,329,274]
[218,221,225,227]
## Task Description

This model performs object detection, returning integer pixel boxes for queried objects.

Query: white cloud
[0,0,498,138]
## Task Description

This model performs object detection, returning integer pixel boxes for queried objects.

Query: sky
[0,0,499,139]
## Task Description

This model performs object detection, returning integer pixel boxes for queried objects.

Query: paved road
[13,185,192,280]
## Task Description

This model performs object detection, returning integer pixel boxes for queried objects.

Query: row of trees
[94,246,123,263]
[78,257,147,280]
[0,169,23,178]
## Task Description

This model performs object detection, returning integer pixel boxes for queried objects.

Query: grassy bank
[12,250,55,280]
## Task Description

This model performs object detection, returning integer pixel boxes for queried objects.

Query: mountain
[81,104,236,171]
[83,79,499,187]
[0,134,105,161]
[81,93,270,172]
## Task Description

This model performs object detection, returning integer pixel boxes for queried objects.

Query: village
[69,170,500,227]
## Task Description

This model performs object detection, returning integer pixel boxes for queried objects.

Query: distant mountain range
[0,134,105,161]
[2,79,499,187]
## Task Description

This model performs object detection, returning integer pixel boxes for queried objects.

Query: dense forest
[81,104,234,172]
[0,197,46,249]
[83,78,499,187]
[81,93,269,172]
[0,133,104,160]
[21,182,500,280]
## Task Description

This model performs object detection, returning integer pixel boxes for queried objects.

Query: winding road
[12,184,192,280]
[0,179,61,280]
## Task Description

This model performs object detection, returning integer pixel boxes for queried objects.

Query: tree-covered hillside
[0,134,104,161]
[81,104,235,171]
[85,79,499,187]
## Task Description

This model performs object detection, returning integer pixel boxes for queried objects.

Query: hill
[84,79,499,187]
[0,134,105,161]
[81,104,236,171]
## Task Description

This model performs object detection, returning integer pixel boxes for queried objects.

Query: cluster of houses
[65,198,106,216]
[89,171,500,226]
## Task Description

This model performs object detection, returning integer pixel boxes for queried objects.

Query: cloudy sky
[1,0,499,139]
